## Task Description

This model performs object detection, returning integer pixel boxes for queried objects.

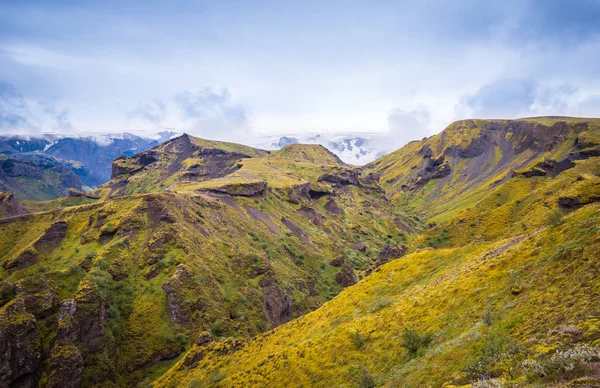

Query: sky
[0,0,599,147]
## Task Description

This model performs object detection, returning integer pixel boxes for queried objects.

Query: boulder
[263,284,292,327]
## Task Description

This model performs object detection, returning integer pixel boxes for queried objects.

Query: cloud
[387,108,432,147]
[0,81,77,134]
[128,99,167,124]
[0,81,38,134]
[174,88,249,138]
[40,99,74,131]
[457,78,537,119]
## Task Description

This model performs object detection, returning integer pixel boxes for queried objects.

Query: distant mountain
[253,132,390,165]
[0,131,177,199]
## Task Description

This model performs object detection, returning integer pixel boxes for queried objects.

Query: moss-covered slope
[156,128,600,388]
[370,117,600,223]
[0,137,418,387]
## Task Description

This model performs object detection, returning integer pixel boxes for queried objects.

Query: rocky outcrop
[47,344,84,388]
[3,248,38,272]
[200,181,267,196]
[365,244,407,276]
[15,275,59,319]
[0,299,41,387]
[263,284,293,327]
[162,265,205,326]
[67,188,100,199]
[0,192,28,218]
[335,264,357,288]
[324,198,345,215]
[351,242,367,252]
[318,170,360,186]
[33,221,68,254]
[558,195,600,210]
[72,278,108,349]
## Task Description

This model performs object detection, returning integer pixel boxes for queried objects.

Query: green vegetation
[1,118,600,387]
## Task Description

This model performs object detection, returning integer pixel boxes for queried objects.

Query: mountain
[0,132,176,200]
[154,117,600,387]
[1,117,599,388]
[0,134,418,387]
[253,132,390,165]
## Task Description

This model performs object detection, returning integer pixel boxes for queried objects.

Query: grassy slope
[0,141,418,386]
[371,117,600,223]
[156,124,600,387]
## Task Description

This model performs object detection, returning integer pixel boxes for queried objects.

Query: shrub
[210,321,224,337]
[187,377,203,388]
[358,367,376,388]
[400,328,433,356]
[208,369,227,383]
[546,209,563,227]
[522,345,600,381]
[349,329,365,350]
[482,308,494,326]
[349,365,376,388]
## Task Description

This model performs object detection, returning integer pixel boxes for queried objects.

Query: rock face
[324,198,345,215]
[47,344,84,388]
[33,221,68,254]
[201,181,267,196]
[0,192,28,218]
[72,278,108,349]
[3,249,38,272]
[335,264,357,288]
[317,170,360,186]
[263,284,293,327]
[162,265,205,326]
[0,299,41,387]
[15,275,59,319]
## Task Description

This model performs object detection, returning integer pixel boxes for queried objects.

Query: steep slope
[0,135,419,387]
[156,124,600,388]
[0,154,84,200]
[371,117,600,222]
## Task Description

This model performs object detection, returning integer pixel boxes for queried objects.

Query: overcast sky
[0,0,599,145]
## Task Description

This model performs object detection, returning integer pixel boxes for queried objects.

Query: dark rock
[359,172,381,185]
[0,299,41,387]
[67,188,100,199]
[281,217,309,244]
[162,265,205,326]
[263,283,292,327]
[317,170,360,186]
[15,275,59,319]
[335,264,357,288]
[108,259,128,280]
[145,266,161,280]
[3,249,38,272]
[73,278,108,349]
[33,221,68,254]
[324,198,344,215]
[431,162,451,179]
[200,181,267,197]
[350,242,367,252]
[558,195,600,210]
[330,256,346,267]
[0,192,28,218]
[196,331,212,346]
[297,206,324,227]
[47,343,84,388]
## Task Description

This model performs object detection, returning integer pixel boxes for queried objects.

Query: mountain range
[0,116,599,387]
